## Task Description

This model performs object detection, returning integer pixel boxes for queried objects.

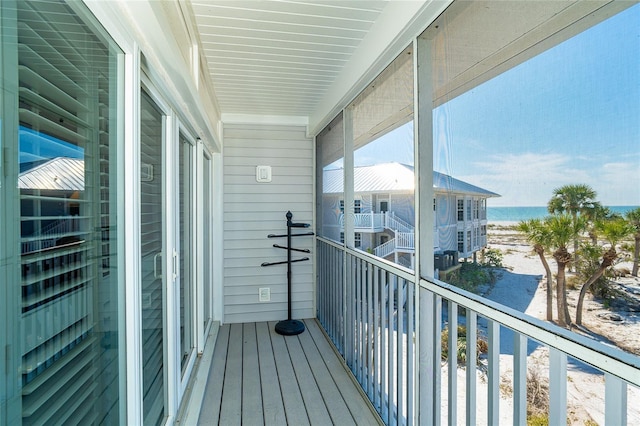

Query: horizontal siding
[223,123,314,323]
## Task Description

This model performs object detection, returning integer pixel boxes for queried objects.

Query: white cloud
[454,152,609,206]
[596,162,640,205]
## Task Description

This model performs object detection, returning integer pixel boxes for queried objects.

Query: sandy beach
[471,223,640,425]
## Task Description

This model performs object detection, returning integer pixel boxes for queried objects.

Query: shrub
[440,325,488,366]
[480,248,504,268]
[447,262,499,293]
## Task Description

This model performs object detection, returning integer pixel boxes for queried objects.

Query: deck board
[255,322,287,425]
[269,322,310,425]
[283,329,332,424]
[198,319,380,425]
[198,324,230,425]
[242,323,263,425]
[305,319,381,425]
[219,323,243,425]
[297,320,355,425]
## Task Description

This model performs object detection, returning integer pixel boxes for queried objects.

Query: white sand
[466,223,640,425]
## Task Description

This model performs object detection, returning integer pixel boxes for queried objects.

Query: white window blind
[15,1,120,424]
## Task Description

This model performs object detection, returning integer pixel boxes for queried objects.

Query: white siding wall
[223,124,314,323]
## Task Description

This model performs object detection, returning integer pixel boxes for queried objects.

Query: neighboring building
[322,163,499,269]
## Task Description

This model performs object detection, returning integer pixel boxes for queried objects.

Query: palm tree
[547,214,576,327]
[548,184,599,271]
[585,204,618,245]
[518,218,553,321]
[575,218,633,325]
[625,207,640,277]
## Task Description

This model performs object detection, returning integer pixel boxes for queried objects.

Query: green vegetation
[518,183,636,327]
[446,261,500,293]
[440,325,488,366]
[479,247,504,268]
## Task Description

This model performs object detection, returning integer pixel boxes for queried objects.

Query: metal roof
[433,170,500,197]
[323,162,499,197]
[18,157,84,191]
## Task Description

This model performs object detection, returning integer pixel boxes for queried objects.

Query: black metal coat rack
[261,211,313,335]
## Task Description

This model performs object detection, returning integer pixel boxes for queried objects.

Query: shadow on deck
[197,319,381,425]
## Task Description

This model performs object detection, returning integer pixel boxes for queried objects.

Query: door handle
[173,250,178,281]
[153,252,162,279]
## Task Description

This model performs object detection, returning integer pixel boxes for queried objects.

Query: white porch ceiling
[189,0,389,118]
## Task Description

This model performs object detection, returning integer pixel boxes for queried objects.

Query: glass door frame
[197,144,214,352]
[139,76,176,425]
[175,123,198,396]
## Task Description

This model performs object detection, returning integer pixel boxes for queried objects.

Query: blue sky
[20,126,84,165]
[355,4,639,207]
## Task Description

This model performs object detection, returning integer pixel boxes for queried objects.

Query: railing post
[605,373,627,425]
[466,311,477,425]
[448,301,458,425]
[487,320,500,424]
[549,348,567,425]
[513,334,527,425]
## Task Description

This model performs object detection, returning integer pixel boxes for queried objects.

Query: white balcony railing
[316,237,640,425]
[396,232,414,250]
[374,238,396,258]
[339,212,386,231]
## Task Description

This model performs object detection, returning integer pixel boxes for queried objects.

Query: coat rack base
[275,319,305,336]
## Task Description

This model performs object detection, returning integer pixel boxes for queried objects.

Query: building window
[457,199,464,221]
[474,199,480,219]
[339,200,345,213]
[354,199,362,214]
[355,232,362,248]
[466,199,472,220]
[457,231,464,252]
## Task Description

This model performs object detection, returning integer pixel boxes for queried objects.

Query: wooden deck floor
[197,319,381,425]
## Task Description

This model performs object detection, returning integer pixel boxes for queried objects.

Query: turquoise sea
[487,206,639,223]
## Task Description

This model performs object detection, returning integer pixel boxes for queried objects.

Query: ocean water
[487,206,639,223]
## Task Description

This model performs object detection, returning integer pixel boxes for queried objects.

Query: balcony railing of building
[339,212,414,234]
[316,237,640,425]
[374,233,415,259]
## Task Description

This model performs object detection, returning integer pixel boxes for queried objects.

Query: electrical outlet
[259,288,270,302]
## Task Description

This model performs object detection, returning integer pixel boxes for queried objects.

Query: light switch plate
[256,165,272,182]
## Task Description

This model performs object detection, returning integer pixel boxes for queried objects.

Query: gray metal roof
[323,162,499,197]
[433,170,499,197]
[18,157,84,191]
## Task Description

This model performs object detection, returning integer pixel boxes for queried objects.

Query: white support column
[343,107,355,249]
[416,28,436,426]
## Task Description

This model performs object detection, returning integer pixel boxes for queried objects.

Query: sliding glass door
[140,90,166,425]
